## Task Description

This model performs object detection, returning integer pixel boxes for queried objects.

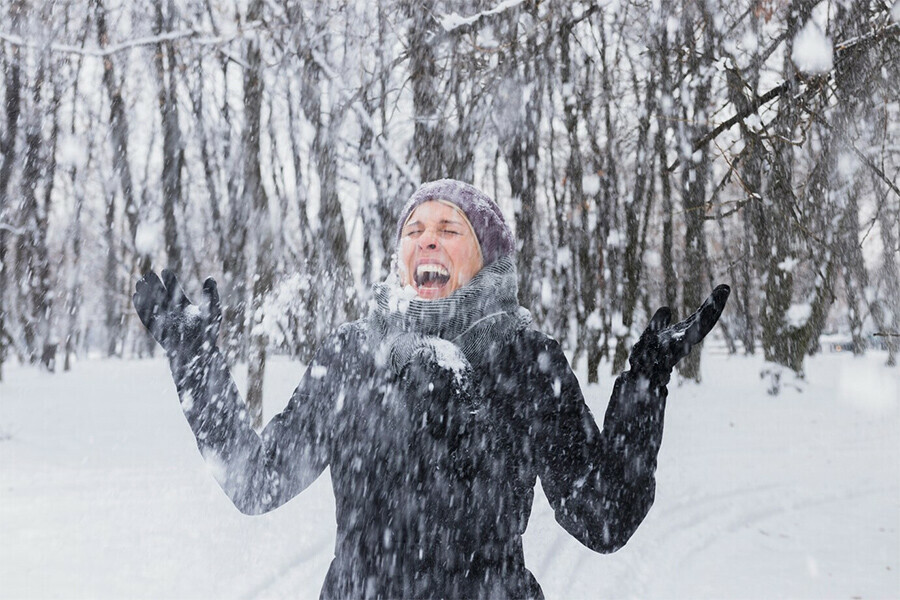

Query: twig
[0,223,26,235]
[804,106,900,201]
[0,27,252,57]
[309,49,420,188]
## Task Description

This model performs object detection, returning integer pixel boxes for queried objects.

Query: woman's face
[398,201,483,300]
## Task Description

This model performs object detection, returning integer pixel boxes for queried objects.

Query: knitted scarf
[369,256,532,374]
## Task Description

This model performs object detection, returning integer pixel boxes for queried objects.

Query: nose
[418,227,438,250]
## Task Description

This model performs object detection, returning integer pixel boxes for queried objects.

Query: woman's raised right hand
[132,269,222,357]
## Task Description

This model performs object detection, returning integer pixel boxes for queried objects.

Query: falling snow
[0,0,898,598]
[787,303,813,328]
[791,22,834,74]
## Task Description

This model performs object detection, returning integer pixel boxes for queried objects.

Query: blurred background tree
[0,0,897,400]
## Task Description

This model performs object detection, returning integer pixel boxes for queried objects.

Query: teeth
[416,264,449,277]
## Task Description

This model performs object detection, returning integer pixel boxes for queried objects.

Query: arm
[173,336,338,515]
[533,337,664,553]
[536,286,730,553]
[133,270,338,515]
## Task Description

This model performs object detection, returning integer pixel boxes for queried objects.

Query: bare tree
[0,0,25,381]
[0,0,894,388]
[154,0,184,274]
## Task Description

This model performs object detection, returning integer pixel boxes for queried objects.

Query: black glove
[133,269,222,360]
[629,284,731,386]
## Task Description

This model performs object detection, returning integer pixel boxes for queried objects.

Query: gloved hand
[629,284,731,386]
[133,269,222,359]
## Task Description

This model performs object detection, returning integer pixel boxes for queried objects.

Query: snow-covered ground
[1,348,898,599]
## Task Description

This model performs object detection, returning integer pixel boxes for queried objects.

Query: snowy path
[2,351,898,599]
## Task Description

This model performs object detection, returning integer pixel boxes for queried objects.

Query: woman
[133,179,729,599]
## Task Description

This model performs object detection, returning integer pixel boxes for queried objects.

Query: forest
[0,0,898,414]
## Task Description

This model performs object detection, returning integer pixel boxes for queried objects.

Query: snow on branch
[437,0,526,33]
[0,28,242,57]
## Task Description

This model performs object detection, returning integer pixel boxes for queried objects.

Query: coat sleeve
[530,333,666,553]
[169,326,352,515]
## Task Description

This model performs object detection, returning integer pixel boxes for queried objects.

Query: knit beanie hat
[396,179,515,266]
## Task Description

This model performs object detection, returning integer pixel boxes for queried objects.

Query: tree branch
[667,21,900,172]
[0,28,245,57]
[435,0,527,34]
[308,49,420,188]
[0,223,26,235]
[798,100,900,202]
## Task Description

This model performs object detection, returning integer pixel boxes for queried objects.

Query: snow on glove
[132,269,222,364]
[629,284,731,386]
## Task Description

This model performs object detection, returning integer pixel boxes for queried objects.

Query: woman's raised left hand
[628,284,731,385]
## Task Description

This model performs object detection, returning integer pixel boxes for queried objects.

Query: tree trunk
[186,57,225,263]
[612,71,656,375]
[725,14,762,356]
[676,5,715,382]
[595,18,620,368]
[654,2,677,315]
[876,191,899,366]
[64,173,84,372]
[758,2,816,376]
[501,8,540,312]
[405,0,444,181]
[0,1,24,380]
[222,52,249,367]
[244,0,271,430]
[39,71,60,371]
[18,66,44,363]
[18,59,57,370]
[839,189,868,355]
[155,0,184,274]
[93,0,148,278]
[297,38,357,344]
[103,187,119,357]
[286,86,317,362]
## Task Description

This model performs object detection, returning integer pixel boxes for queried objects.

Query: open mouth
[414,263,450,288]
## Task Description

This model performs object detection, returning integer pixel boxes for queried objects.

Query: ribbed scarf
[369,256,532,374]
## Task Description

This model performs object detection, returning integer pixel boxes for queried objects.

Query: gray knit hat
[396,179,515,266]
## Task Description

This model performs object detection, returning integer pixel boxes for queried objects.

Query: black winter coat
[172,320,667,599]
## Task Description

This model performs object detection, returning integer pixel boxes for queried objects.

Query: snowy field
[1,348,898,600]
